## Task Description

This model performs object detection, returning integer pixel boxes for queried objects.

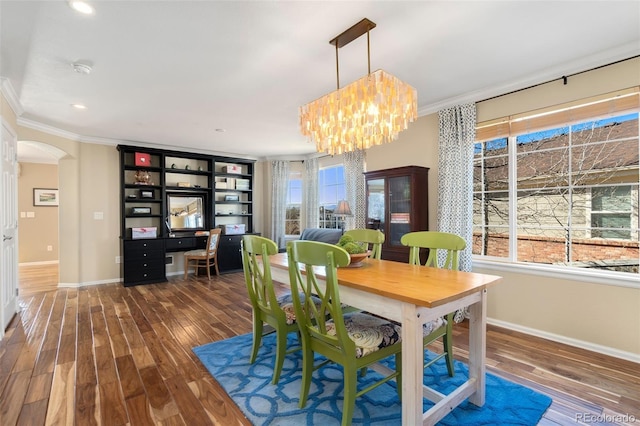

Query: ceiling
[2,1,639,161]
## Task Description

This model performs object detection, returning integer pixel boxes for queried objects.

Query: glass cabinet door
[366,178,385,231]
[388,175,411,247]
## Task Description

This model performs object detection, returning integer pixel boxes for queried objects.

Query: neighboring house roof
[475,118,639,191]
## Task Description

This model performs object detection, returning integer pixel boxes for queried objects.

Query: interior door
[1,121,18,334]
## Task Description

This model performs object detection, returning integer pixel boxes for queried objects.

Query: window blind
[476,87,640,141]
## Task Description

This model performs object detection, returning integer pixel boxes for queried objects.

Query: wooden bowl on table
[347,251,370,268]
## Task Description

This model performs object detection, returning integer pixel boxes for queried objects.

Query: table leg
[401,303,423,425]
[467,288,487,406]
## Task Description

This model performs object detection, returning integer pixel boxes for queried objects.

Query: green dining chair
[400,231,467,377]
[287,240,402,426]
[242,235,307,384]
[343,228,385,259]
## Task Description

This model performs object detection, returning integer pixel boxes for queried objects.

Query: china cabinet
[364,166,429,262]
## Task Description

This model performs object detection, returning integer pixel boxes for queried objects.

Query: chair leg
[249,319,263,364]
[214,258,220,276]
[443,314,455,377]
[395,352,402,400]
[298,344,314,408]
[184,258,190,279]
[342,366,358,426]
[272,328,288,384]
[206,260,211,280]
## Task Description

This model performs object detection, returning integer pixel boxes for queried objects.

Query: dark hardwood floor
[1,268,638,425]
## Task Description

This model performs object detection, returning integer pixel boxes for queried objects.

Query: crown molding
[418,42,640,116]
[0,78,24,116]
[17,116,82,141]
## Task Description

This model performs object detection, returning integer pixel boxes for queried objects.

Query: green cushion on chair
[326,312,402,358]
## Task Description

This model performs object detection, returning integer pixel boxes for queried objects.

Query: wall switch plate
[47,245,53,251]
[115,256,121,264]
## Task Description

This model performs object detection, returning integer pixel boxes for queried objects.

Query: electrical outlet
[115,256,121,264]
[47,245,53,251]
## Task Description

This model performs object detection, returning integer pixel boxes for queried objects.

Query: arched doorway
[16,141,67,295]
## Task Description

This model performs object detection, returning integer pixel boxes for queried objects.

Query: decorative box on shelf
[131,227,157,239]
[220,224,245,235]
[235,179,250,190]
[223,165,242,174]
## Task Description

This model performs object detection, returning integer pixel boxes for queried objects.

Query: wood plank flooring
[2,266,639,425]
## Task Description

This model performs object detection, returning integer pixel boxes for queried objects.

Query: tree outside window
[319,165,346,229]
[286,171,302,235]
[473,112,639,274]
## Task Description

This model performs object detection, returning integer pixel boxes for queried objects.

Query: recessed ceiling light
[68,1,94,15]
[215,129,226,133]
[71,104,87,110]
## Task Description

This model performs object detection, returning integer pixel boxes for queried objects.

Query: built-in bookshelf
[118,145,255,285]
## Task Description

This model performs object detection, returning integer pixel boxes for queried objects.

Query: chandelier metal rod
[330,18,376,90]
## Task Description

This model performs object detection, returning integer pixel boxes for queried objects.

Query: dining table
[268,252,503,426]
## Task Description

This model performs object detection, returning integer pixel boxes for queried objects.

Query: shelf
[124,184,163,189]
[125,199,162,203]
[216,201,252,205]
[166,169,211,176]
[124,165,162,172]
[215,172,252,179]
[215,214,252,217]
[214,189,252,193]
[125,214,163,218]
[165,185,210,191]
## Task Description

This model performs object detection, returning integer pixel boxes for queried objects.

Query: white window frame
[318,165,346,229]
[473,106,640,288]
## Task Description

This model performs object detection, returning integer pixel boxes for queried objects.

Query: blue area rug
[193,333,552,425]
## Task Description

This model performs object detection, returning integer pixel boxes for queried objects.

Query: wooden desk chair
[400,231,466,376]
[287,240,402,426]
[343,229,385,260]
[184,228,221,280]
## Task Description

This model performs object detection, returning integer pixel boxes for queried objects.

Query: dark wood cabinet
[217,235,244,273]
[118,145,255,285]
[364,166,429,263]
[122,239,166,285]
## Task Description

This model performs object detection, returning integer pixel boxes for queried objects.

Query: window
[473,89,639,275]
[286,171,302,235]
[318,165,346,229]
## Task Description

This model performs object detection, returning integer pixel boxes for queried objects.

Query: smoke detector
[72,62,92,75]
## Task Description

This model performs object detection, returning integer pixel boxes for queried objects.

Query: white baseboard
[487,317,640,364]
[19,260,59,266]
[166,271,185,277]
[58,278,122,288]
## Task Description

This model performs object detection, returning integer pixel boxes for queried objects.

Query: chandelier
[299,18,417,156]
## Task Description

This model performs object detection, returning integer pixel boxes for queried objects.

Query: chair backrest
[343,229,385,260]
[400,231,466,270]
[207,228,222,255]
[286,240,353,355]
[242,235,280,314]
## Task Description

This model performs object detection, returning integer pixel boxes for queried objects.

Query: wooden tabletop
[270,253,502,308]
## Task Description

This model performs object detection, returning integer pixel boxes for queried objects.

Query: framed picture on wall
[33,188,59,206]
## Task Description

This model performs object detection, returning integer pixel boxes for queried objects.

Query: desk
[269,253,502,426]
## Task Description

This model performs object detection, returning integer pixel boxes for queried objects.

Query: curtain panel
[271,160,289,249]
[303,157,319,229]
[437,103,476,271]
[343,150,366,230]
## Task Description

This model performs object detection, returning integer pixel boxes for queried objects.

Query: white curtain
[438,103,476,271]
[438,104,476,322]
[271,160,289,249]
[343,150,366,230]
[303,157,319,229]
